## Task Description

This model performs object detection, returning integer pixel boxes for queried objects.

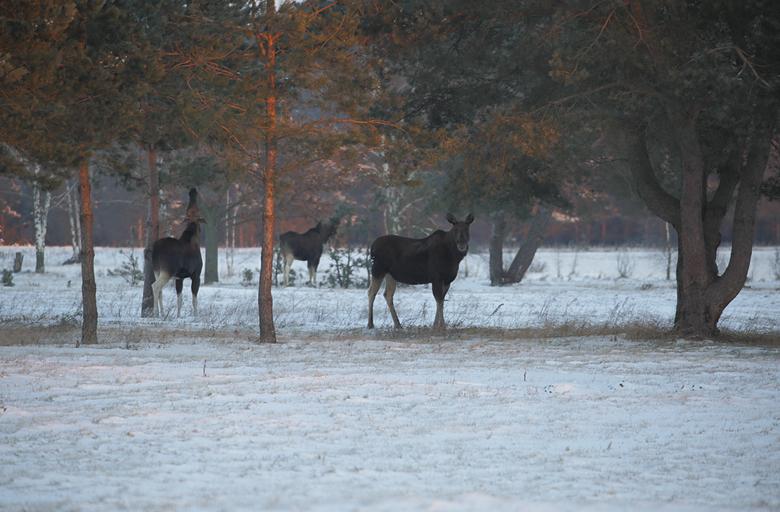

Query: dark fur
[279,219,338,286]
[368,213,474,329]
[151,190,204,317]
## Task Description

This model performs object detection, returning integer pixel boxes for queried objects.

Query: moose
[279,218,339,286]
[151,188,204,318]
[367,213,474,330]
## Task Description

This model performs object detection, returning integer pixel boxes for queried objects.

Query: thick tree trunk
[257,19,277,343]
[668,106,713,337]
[31,168,51,273]
[503,207,552,284]
[78,158,98,345]
[141,146,159,317]
[628,107,774,338]
[203,202,219,284]
[488,212,506,286]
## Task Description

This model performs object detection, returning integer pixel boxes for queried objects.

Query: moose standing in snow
[279,218,339,287]
[367,213,474,330]
[151,188,204,318]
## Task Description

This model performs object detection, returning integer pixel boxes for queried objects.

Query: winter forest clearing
[1,246,780,511]
[3,1,780,511]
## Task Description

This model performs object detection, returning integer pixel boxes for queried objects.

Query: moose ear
[465,213,474,224]
[446,213,456,224]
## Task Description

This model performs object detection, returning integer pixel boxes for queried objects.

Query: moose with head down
[151,188,205,318]
[368,213,474,330]
[279,218,339,287]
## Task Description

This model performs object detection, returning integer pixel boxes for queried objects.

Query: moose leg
[432,280,449,330]
[152,271,171,318]
[367,274,384,329]
[308,263,316,287]
[384,275,402,329]
[191,275,200,317]
[175,278,184,318]
[283,254,294,287]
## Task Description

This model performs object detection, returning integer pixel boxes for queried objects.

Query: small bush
[107,250,143,286]
[2,269,13,287]
[323,247,370,289]
[241,268,254,287]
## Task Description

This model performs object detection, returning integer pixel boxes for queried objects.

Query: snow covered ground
[1,246,779,511]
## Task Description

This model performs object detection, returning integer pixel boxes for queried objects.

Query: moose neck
[180,223,199,244]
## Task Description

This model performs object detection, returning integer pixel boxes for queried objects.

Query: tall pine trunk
[141,146,159,317]
[78,158,98,345]
[257,9,277,343]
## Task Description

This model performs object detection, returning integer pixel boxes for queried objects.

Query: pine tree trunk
[141,146,159,317]
[488,212,506,286]
[257,19,277,343]
[671,108,712,337]
[503,207,551,284]
[628,106,774,338]
[78,158,98,345]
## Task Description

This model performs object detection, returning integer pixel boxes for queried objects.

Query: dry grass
[1,321,777,349]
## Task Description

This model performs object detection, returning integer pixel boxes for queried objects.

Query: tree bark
[226,187,238,277]
[65,180,82,264]
[31,166,51,273]
[667,105,713,336]
[628,107,775,338]
[203,201,219,284]
[141,145,159,317]
[503,207,552,284]
[78,158,98,345]
[488,212,506,286]
[257,9,277,343]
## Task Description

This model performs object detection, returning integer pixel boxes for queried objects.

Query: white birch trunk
[66,180,81,261]
[32,165,51,273]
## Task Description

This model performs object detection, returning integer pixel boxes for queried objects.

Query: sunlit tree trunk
[257,3,277,342]
[78,158,98,345]
[141,145,159,317]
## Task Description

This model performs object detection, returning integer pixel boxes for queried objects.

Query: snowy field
[1,245,779,511]
[1,245,779,334]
